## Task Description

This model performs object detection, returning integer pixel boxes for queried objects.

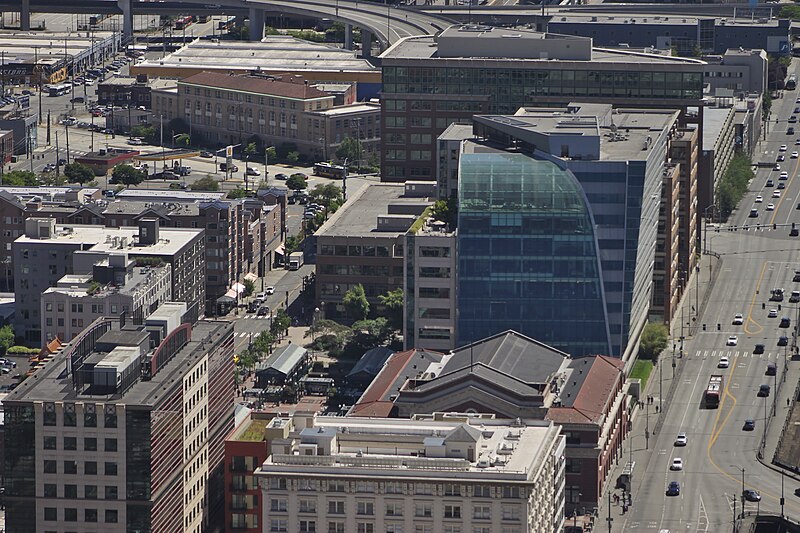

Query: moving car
[779,336,789,347]
[275,173,289,180]
[200,151,213,158]
[755,195,763,203]
[674,433,687,447]
[767,179,774,187]
[781,316,791,328]
[778,154,786,162]
[769,308,779,318]
[795,270,800,282]
[726,335,738,346]
[743,489,761,502]
[773,190,781,198]
[256,306,269,317]
[758,384,771,397]
[744,419,756,431]
[778,182,786,190]
[780,145,788,152]
[767,362,777,376]
[754,343,765,354]
[670,458,683,471]
[719,356,730,369]
[767,203,775,211]
[732,313,744,325]
[666,481,681,496]
[255,292,267,301]
[219,162,238,172]
[749,208,759,218]
[780,171,789,179]
[245,167,261,176]
[791,290,800,302]
[247,301,258,313]
[265,286,275,295]
[792,151,798,158]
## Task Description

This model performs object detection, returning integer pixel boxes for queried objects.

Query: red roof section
[547,355,624,425]
[349,349,435,418]
[181,72,331,100]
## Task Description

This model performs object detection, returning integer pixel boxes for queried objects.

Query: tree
[237,347,258,370]
[242,279,255,298]
[252,331,275,356]
[2,170,38,186]
[335,136,363,165]
[304,319,352,355]
[378,288,404,330]
[227,188,247,199]
[266,145,277,163]
[111,164,145,186]
[352,317,392,346]
[174,133,191,147]
[432,198,457,227]
[343,284,369,321]
[286,174,307,191]
[0,325,14,356]
[309,183,342,208]
[192,176,220,191]
[780,5,800,20]
[63,162,95,184]
[639,322,669,361]
[285,234,301,254]
[130,125,157,145]
[287,151,300,164]
[244,142,257,159]
[270,308,292,338]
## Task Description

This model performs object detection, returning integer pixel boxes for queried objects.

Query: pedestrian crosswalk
[691,349,787,360]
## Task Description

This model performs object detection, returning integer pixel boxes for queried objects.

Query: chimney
[138,218,159,246]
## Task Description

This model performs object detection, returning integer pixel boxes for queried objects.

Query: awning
[223,289,237,299]
[275,244,285,256]
[232,282,245,294]
[244,272,258,282]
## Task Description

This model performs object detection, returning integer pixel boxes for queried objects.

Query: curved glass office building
[456,153,611,356]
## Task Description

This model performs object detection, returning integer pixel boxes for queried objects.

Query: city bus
[47,83,71,97]
[174,16,194,30]
[704,375,723,408]
[313,162,346,179]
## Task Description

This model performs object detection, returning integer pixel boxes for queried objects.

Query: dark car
[220,162,238,172]
[779,182,786,190]
[257,306,270,317]
[758,384,771,397]
[200,151,213,158]
[275,173,289,180]
[744,419,756,431]
[767,363,777,376]
[743,489,761,502]
[767,179,775,187]
[794,228,800,237]
[666,481,680,496]
[781,317,791,328]
[779,336,789,347]
[794,487,800,497]
[754,344,765,354]
[794,270,800,282]
[789,127,795,135]
[247,301,258,313]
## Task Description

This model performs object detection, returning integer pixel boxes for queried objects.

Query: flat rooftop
[259,416,557,480]
[312,103,380,116]
[115,189,226,202]
[0,186,100,203]
[0,31,117,59]
[703,106,734,151]
[550,13,784,27]
[5,319,231,405]
[317,183,433,238]
[15,224,201,257]
[134,36,378,75]
[382,33,706,66]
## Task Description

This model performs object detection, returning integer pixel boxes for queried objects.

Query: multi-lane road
[622,69,800,531]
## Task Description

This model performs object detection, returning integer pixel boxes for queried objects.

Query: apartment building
[379,24,704,182]
[13,218,205,345]
[40,253,172,342]
[254,414,566,533]
[404,207,457,351]
[3,305,235,532]
[315,182,434,322]
[151,72,380,162]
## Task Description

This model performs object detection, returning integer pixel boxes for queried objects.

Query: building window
[64,484,77,498]
[104,462,118,476]
[327,522,345,533]
[328,501,345,515]
[44,508,57,521]
[299,520,316,533]
[105,510,118,523]
[43,484,56,497]
[84,404,97,427]
[43,460,57,474]
[104,438,117,452]
[84,437,97,451]
[473,505,491,520]
[63,436,77,450]
[415,503,432,517]
[357,501,374,516]
[64,508,77,522]
[444,505,461,519]
[270,519,288,532]
[85,461,97,475]
[85,485,98,499]
[105,486,118,500]
[64,460,77,474]
[357,524,374,533]
[502,506,521,521]
[43,403,56,426]
[85,508,98,523]
[270,499,287,512]
[43,436,56,450]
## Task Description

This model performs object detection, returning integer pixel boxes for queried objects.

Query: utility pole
[645,402,649,450]
[65,122,70,165]
[55,132,59,177]
[606,491,613,533]
[659,353,663,415]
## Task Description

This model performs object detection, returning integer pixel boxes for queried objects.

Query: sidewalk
[594,252,721,531]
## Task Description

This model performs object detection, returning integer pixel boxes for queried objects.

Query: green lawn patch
[630,359,654,391]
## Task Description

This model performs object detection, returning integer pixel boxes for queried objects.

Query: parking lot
[0,354,35,392]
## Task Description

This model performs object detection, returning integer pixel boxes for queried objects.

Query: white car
[727,335,738,346]
[792,152,798,159]
[780,171,789,179]
[755,195,763,203]
[246,167,261,176]
[255,291,267,301]
[719,356,730,368]
[674,433,687,447]
[767,203,775,211]
[769,308,779,318]
[732,313,744,325]
[671,458,684,471]
[773,190,782,198]
[265,286,275,295]
[780,144,788,152]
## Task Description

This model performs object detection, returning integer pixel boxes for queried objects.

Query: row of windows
[43,436,116,452]
[43,483,117,499]
[43,507,117,523]
[43,460,118,476]
[267,479,521,498]
[270,500,521,521]
[319,245,393,257]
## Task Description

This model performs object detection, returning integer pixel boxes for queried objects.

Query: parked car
[246,167,261,176]
[275,173,289,180]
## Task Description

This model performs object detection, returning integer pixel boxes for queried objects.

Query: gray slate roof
[257,344,308,377]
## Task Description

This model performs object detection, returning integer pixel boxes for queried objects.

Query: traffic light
[774,224,778,230]
[703,323,707,331]
[717,323,721,331]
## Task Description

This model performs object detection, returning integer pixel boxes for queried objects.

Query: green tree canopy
[227,188,247,199]
[242,279,255,298]
[252,331,275,356]
[63,162,95,184]
[335,136,363,164]
[174,133,190,147]
[714,153,753,221]
[192,176,220,191]
[2,170,38,186]
[305,319,353,356]
[351,317,392,347]
[286,174,307,191]
[270,308,291,338]
[378,288,404,331]
[639,322,669,360]
[343,284,370,321]
[244,142,257,158]
[309,183,342,208]
[0,325,14,356]
[111,164,145,186]
[432,198,458,227]
[130,125,157,144]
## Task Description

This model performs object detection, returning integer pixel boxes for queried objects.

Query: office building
[150,72,380,162]
[315,182,434,322]
[701,104,736,218]
[3,306,235,532]
[254,413,566,533]
[379,25,704,182]
[13,218,205,345]
[40,253,172,342]
[450,104,684,357]
[703,48,768,96]
[547,14,791,56]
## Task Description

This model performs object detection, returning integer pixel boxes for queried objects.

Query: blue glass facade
[456,154,611,356]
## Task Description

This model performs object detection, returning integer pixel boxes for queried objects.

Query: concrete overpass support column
[21,0,30,31]
[249,7,265,42]
[361,29,373,58]
[344,23,353,50]
[118,0,134,43]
